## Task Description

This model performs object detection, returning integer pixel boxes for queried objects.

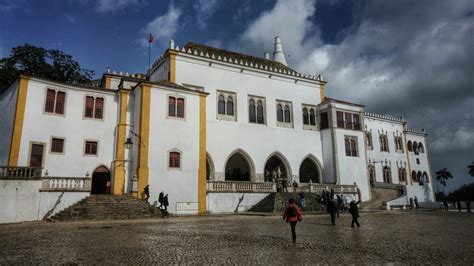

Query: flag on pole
[148,34,154,44]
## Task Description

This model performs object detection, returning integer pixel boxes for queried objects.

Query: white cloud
[193,0,220,30]
[432,126,474,152]
[63,13,76,23]
[0,0,19,12]
[73,0,145,13]
[140,4,182,48]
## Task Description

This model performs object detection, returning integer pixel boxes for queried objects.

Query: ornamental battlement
[364,112,405,123]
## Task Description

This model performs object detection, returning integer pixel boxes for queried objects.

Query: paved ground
[0,211,473,264]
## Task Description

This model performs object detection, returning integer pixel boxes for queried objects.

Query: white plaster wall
[109,77,121,90]
[0,80,18,165]
[320,130,335,183]
[150,59,169,81]
[406,133,434,202]
[365,118,408,184]
[207,192,269,213]
[174,55,325,183]
[334,129,370,201]
[0,179,42,223]
[18,79,118,176]
[147,87,201,214]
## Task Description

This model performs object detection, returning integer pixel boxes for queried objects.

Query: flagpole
[148,38,151,77]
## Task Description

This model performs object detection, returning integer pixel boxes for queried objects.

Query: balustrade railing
[41,176,91,192]
[0,166,42,179]
[206,181,357,194]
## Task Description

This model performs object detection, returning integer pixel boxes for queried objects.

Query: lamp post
[124,129,141,197]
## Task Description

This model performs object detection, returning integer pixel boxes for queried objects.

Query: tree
[435,168,453,194]
[0,44,94,90]
[468,162,474,177]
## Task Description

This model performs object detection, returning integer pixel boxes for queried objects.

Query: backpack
[287,206,297,217]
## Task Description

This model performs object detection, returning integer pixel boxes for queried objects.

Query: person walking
[443,198,449,212]
[409,197,414,208]
[414,196,419,209]
[466,200,471,213]
[348,200,361,228]
[327,197,339,226]
[144,185,150,203]
[283,198,303,243]
[158,191,164,210]
[163,194,169,213]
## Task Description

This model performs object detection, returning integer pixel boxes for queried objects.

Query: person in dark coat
[414,196,419,209]
[158,191,164,209]
[163,194,169,212]
[327,197,339,226]
[442,199,449,212]
[349,200,361,227]
[144,185,150,203]
[283,198,303,243]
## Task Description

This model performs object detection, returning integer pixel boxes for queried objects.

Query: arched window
[277,104,283,122]
[380,134,389,152]
[256,100,264,124]
[302,108,309,125]
[423,171,429,183]
[383,167,391,183]
[366,132,373,149]
[169,151,181,169]
[411,171,417,182]
[413,142,419,155]
[368,165,375,182]
[249,99,256,123]
[284,105,291,123]
[168,97,176,117]
[407,141,413,152]
[398,168,406,183]
[309,109,316,126]
[417,171,423,185]
[226,96,234,116]
[418,143,424,153]
[218,95,225,114]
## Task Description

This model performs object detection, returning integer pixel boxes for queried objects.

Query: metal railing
[0,166,42,179]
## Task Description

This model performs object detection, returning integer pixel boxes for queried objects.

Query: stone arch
[91,165,111,194]
[206,152,215,181]
[299,154,323,184]
[263,151,292,182]
[223,149,256,182]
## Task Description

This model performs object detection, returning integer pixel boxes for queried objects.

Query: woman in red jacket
[283,198,303,242]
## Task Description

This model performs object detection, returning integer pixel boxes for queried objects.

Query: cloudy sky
[1,0,472,192]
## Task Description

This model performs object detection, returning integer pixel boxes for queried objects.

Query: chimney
[169,39,175,50]
[264,52,270,60]
[272,36,287,66]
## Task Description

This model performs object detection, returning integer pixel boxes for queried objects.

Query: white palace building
[0,37,435,223]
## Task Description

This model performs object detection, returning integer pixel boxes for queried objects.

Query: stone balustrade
[207,181,357,194]
[41,176,91,192]
[0,166,42,179]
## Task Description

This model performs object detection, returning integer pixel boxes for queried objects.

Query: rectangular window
[353,114,361,130]
[168,97,176,117]
[320,112,329,129]
[344,112,353,129]
[55,91,65,115]
[177,98,185,118]
[85,96,94,118]
[336,111,344,128]
[85,141,98,155]
[45,89,56,113]
[169,152,181,168]
[29,144,44,167]
[95,97,104,119]
[51,138,64,153]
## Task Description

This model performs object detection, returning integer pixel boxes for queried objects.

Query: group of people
[442,198,471,213]
[283,192,361,242]
[144,185,170,214]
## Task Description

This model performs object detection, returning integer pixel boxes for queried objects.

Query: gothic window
[302,108,309,125]
[277,104,283,122]
[284,105,291,123]
[309,109,316,126]
[418,143,424,153]
[413,141,419,155]
[380,134,389,152]
[44,89,66,115]
[227,96,234,116]
[256,100,264,124]
[407,141,413,152]
[422,171,429,183]
[368,165,376,182]
[345,136,358,157]
[249,99,256,123]
[302,105,316,130]
[398,167,406,183]
[366,132,373,149]
[411,171,417,183]
[417,171,423,185]
[394,136,403,152]
[218,95,225,114]
[383,166,391,183]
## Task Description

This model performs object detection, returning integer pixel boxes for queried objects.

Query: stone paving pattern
[0,211,473,264]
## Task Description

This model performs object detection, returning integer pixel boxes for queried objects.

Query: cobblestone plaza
[1,211,473,264]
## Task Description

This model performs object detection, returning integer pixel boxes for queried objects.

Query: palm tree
[468,162,474,177]
[435,168,453,193]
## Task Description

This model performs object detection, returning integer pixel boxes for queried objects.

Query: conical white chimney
[272,36,287,66]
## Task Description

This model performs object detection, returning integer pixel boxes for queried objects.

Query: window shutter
[95,98,104,119]
[177,98,185,118]
[168,97,176,117]
[45,89,56,113]
[55,91,65,114]
[85,96,94,118]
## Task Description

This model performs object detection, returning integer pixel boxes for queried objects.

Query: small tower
[272,36,287,66]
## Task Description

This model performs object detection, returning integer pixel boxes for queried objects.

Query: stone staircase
[360,188,403,210]
[249,192,322,213]
[50,195,162,221]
